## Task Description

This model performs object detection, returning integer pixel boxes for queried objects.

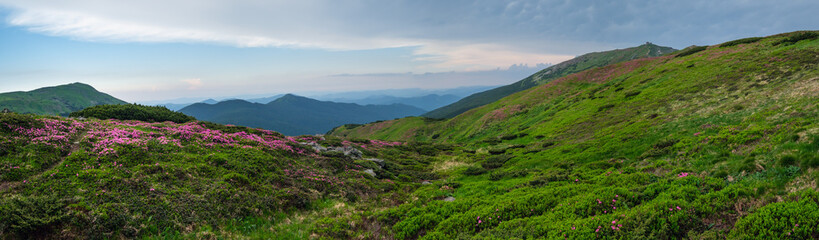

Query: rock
[421,181,432,185]
[443,196,456,202]
[365,158,385,168]
[298,142,362,159]
[364,169,376,177]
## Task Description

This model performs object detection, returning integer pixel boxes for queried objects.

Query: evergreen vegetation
[70,104,195,123]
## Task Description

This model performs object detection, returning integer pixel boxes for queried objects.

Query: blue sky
[1,0,817,102]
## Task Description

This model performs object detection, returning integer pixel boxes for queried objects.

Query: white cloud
[1,0,817,71]
[413,42,573,71]
[0,0,580,71]
[182,78,202,90]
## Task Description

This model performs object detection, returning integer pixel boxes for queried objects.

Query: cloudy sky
[0,0,817,102]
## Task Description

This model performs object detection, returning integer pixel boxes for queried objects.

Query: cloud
[1,0,817,70]
[413,42,573,70]
[182,78,202,90]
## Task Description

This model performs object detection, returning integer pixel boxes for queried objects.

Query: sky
[0,0,817,102]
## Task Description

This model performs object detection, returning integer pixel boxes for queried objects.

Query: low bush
[70,104,195,123]
[674,46,708,58]
[719,37,763,48]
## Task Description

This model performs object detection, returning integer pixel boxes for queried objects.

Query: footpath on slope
[0,130,88,193]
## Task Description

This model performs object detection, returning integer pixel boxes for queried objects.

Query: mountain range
[0,82,127,116]
[179,94,426,135]
[422,42,677,119]
[321,94,461,111]
[3,31,819,239]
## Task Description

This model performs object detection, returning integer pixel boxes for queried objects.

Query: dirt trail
[0,130,87,193]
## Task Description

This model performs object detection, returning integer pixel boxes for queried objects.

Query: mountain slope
[0,82,127,116]
[180,94,426,135]
[422,43,676,119]
[331,94,462,111]
[326,31,819,239]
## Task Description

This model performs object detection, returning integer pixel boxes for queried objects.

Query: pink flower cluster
[83,120,306,155]
[678,172,691,178]
[7,118,86,150]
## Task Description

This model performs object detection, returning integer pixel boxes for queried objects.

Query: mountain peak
[0,82,126,116]
[273,94,316,104]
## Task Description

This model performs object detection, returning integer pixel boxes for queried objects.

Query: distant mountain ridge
[179,94,426,135]
[0,82,127,116]
[422,42,677,119]
[327,94,461,111]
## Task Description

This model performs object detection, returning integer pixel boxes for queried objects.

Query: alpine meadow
[1,1,819,239]
[1,30,818,239]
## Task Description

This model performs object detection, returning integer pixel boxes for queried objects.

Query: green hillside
[422,43,677,119]
[0,112,441,238]
[326,31,819,238]
[0,83,127,116]
[3,31,819,239]
[180,94,427,136]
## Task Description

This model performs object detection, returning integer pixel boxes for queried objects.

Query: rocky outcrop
[301,142,363,159]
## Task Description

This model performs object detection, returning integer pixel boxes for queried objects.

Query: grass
[3,31,819,239]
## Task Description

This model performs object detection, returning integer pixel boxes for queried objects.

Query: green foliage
[70,104,195,123]
[775,31,819,46]
[0,113,42,133]
[0,82,127,116]
[482,155,512,170]
[0,194,68,237]
[719,37,763,47]
[778,154,798,166]
[6,31,819,239]
[328,30,819,239]
[674,46,708,58]
[730,191,819,239]
[463,166,487,176]
[423,42,676,119]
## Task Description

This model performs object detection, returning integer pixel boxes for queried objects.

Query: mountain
[326,31,819,238]
[245,94,284,104]
[328,94,462,111]
[0,82,127,116]
[311,85,498,101]
[179,94,426,135]
[422,42,677,119]
[3,31,819,239]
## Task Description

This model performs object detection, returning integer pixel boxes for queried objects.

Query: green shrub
[488,170,528,181]
[222,172,251,186]
[674,46,708,58]
[778,154,798,166]
[800,155,819,169]
[719,37,763,47]
[0,195,69,237]
[482,155,512,170]
[70,104,195,123]
[774,32,819,46]
[463,166,487,176]
[730,196,819,239]
[0,113,42,133]
[624,90,642,98]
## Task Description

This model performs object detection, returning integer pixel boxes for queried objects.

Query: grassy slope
[2,31,819,239]
[328,31,819,239]
[0,83,127,116]
[422,43,676,119]
[0,113,442,239]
